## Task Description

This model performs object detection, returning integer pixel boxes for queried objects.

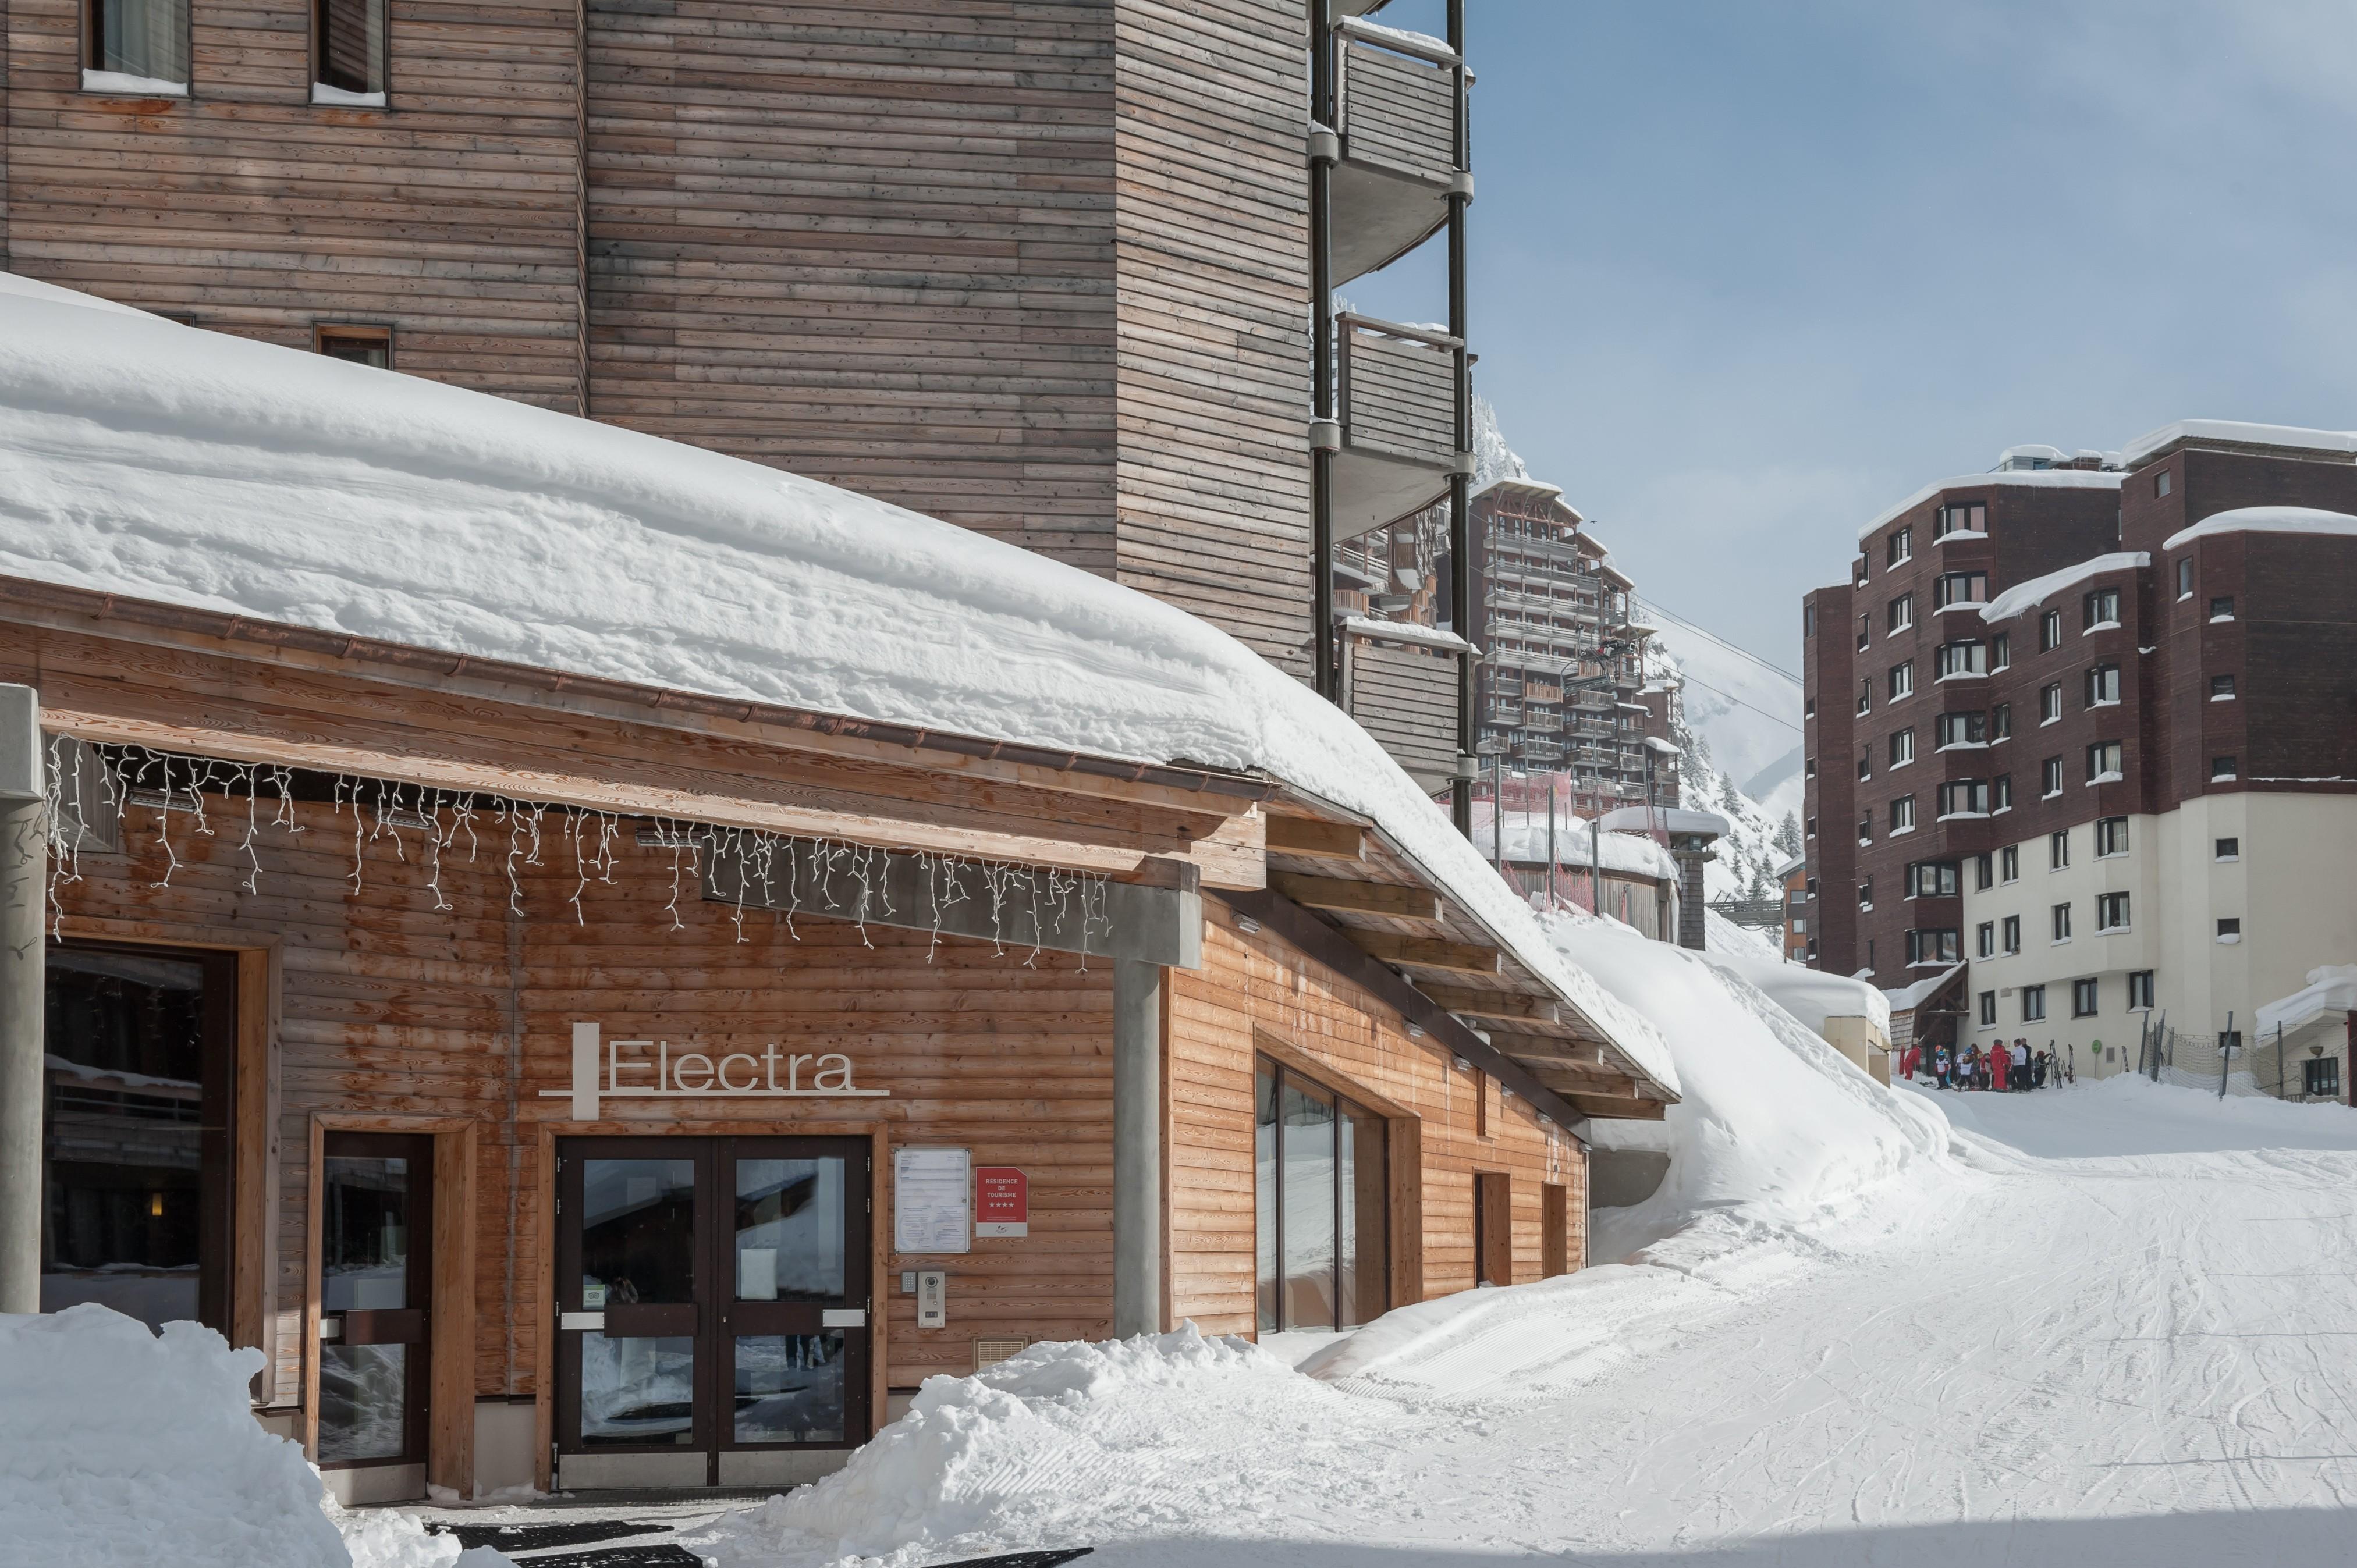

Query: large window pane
[581,1159,696,1307]
[734,1332,846,1443]
[1280,1079,1337,1332]
[578,1334,695,1446]
[42,947,221,1332]
[1337,1103,1388,1329]
[95,0,189,84]
[734,1158,843,1300]
[321,1156,410,1311]
[1254,1065,1278,1332]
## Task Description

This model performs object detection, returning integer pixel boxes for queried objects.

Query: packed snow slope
[0,279,1670,1092]
[0,1304,505,1568]
[644,1077,2357,1568]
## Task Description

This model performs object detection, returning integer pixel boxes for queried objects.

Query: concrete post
[1111,957,1163,1338]
[0,685,48,1316]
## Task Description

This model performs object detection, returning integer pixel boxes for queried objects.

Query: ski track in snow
[673,1083,2357,1567]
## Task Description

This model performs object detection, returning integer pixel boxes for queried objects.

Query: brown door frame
[315,1130,434,1473]
[552,1133,873,1486]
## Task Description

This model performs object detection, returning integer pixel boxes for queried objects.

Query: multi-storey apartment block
[1802,425,2357,1078]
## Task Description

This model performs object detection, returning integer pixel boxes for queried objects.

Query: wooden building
[0,283,1677,1502]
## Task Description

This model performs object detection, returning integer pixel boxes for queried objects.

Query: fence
[2133,1018,2342,1102]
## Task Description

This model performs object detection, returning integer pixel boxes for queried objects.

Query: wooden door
[317,1132,434,1481]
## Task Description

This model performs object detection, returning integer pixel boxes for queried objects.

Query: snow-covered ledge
[81,69,186,96]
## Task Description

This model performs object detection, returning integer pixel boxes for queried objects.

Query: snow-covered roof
[1854,470,2122,545]
[1774,854,1807,880]
[2122,419,2357,468]
[1472,808,1678,879]
[2161,506,2357,553]
[1995,444,2068,468]
[0,277,1677,1096]
[1979,552,2150,623]
[1338,615,1476,654]
[1882,963,1964,1013]
[2256,965,2357,1039]
[1597,806,1730,838]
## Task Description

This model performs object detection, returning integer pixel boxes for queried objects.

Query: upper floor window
[2042,756,2063,796]
[2086,662,2121,706]
[1856,679,1873,716]
[1888,593,1915,633]
[1887,527,1914,568]
[316,323,392,368]
[1990,702,2012,739]
[2211,754,2238,781]
[2128,970,2154,1009]
[1935,711,1986,749]
[1990,631,2010,670]
[1804,604,1816,637]
[2095,816,2129,856]
[1934,571,1989,609]
[1857,614,1870,652]
[1889,660,1914,701]
[1890,795,1916,833]
[2039,610,2063,652]
[1936,641,1986,680]
[1907,860,1960,898]
[2211,674,2236,701]
[2021,983,2047,1021]
[2072,976,2099,1015]
[2040,682,2062,723]
[1857,752,1871,781]
[1858,876,1874,907]
[1934,502,1986,538]
[1973,853,1994,891]
[2049,828,2070,869]
[315,0,388,104]
[87,0,189,92]
[1889,727,1915,767]
[2097,893,2131,931]
[2177,557,2193,598]
[2209,595,2235,621]
[2003,915,2022,954]
[2156,470,2173,498]
[1991,772,2012,811]
[2083,588,2121,630]
[1937,779,1987,817]
[2000,845,2019,883]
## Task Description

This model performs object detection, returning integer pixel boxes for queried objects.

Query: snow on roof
[2162,506,2357,553]
[1471,806,1678,879]
[0,279,1677,1096]
[2122,419,2357,468]
[1596,805,1730,838]
[2257,965,2357,1039]
[1854,470,2122,545]
[1774,854,1807,880]
[1979,551,2150,623]
[1996,444,2069,468]
[1468,475,1564,502]
[1882,962,1964,1013]
[1339,614,1475,654]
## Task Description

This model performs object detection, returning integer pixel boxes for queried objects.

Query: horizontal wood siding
[1166,907,1586,1340]
[1342,325,1453,465]
[1339,41,1449,177]
[1346,638,1457,787]
[0,0,585,407]
[583,0,1121,571]
[1114,0,1312,674]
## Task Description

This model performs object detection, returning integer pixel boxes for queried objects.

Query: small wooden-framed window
[315,0,388,104]
[84,0,191,94]
[315,323,392,369]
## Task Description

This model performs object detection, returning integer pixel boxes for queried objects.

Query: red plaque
[974,1166,1028,1237]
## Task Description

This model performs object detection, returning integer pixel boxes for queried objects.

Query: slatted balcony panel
[1345,638,1460,791]
[1339,42,1453,179]
[1341,326,1454,467]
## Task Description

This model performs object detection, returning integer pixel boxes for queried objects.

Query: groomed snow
[1980,550,2150,623]
[2161,504,2357,552]
[0,280,1675,1096]
[1854,468,2122,544]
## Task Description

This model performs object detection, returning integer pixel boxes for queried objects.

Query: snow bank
[1923,1072,2357,1160]
[1980,550,2149,623]
[679,1327,1360,1567]
[0,1304,502,1568]
[0,280,1673,1096]
[2163,504,2357,552]
[1703,944,1891,1041]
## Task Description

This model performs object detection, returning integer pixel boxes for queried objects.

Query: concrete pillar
[1111,957,1163,1338]
[0,685,47,1316]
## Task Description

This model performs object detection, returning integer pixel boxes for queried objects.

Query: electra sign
[545,1022,889,1119]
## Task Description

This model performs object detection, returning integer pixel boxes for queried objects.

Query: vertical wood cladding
[1165,908,1585,1339]
[1112,0,1312,671]
[583,0,1122,571]
[0,0,585,404]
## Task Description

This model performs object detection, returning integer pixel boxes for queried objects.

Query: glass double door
[553,1137,870,1489]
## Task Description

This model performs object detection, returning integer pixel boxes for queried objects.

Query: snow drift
[0,277,1672,1096]
[0,1304,502,1568]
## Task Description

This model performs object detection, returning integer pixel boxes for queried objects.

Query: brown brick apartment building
[1803,425,2357,1078]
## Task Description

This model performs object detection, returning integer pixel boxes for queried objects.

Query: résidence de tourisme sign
[545,1021,889,1119]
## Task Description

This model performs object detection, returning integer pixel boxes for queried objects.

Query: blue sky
[1349,0,2357,678]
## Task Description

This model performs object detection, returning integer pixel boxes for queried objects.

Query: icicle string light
[40,739,1114,966]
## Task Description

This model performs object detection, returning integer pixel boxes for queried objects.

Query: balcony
[1333,312,1461,541]
[1328,17,1467,285]
[1524,710,1564,734]
[1521,739,1566,764]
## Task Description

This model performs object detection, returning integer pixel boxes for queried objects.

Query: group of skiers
[1908,1038,2070,1091]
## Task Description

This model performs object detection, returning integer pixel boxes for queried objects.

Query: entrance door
[318,1132,433,1495]
[553,1137,871,1489]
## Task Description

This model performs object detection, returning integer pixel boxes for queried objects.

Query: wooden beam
[1418,985,1561,1026]
[1270,871,1441,922]
[1348,930,1503,977]
[1568,1093,1667,1122]
[1264,814,1366,861]
[1495,1036,1605,1069]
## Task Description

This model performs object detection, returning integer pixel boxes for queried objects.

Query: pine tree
[1774,812,1801,858]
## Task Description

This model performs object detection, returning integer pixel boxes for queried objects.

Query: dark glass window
[87,0,189,84]
[315,0,386,97]
[1255,1059,1387,1334]
[316,324,391,368]
[42,944,236,1333]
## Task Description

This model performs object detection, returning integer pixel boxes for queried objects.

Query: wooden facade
[0,0,1315,671]
[2,570,1667,1498]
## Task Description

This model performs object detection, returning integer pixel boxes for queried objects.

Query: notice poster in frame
[893,1147,971,1254]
